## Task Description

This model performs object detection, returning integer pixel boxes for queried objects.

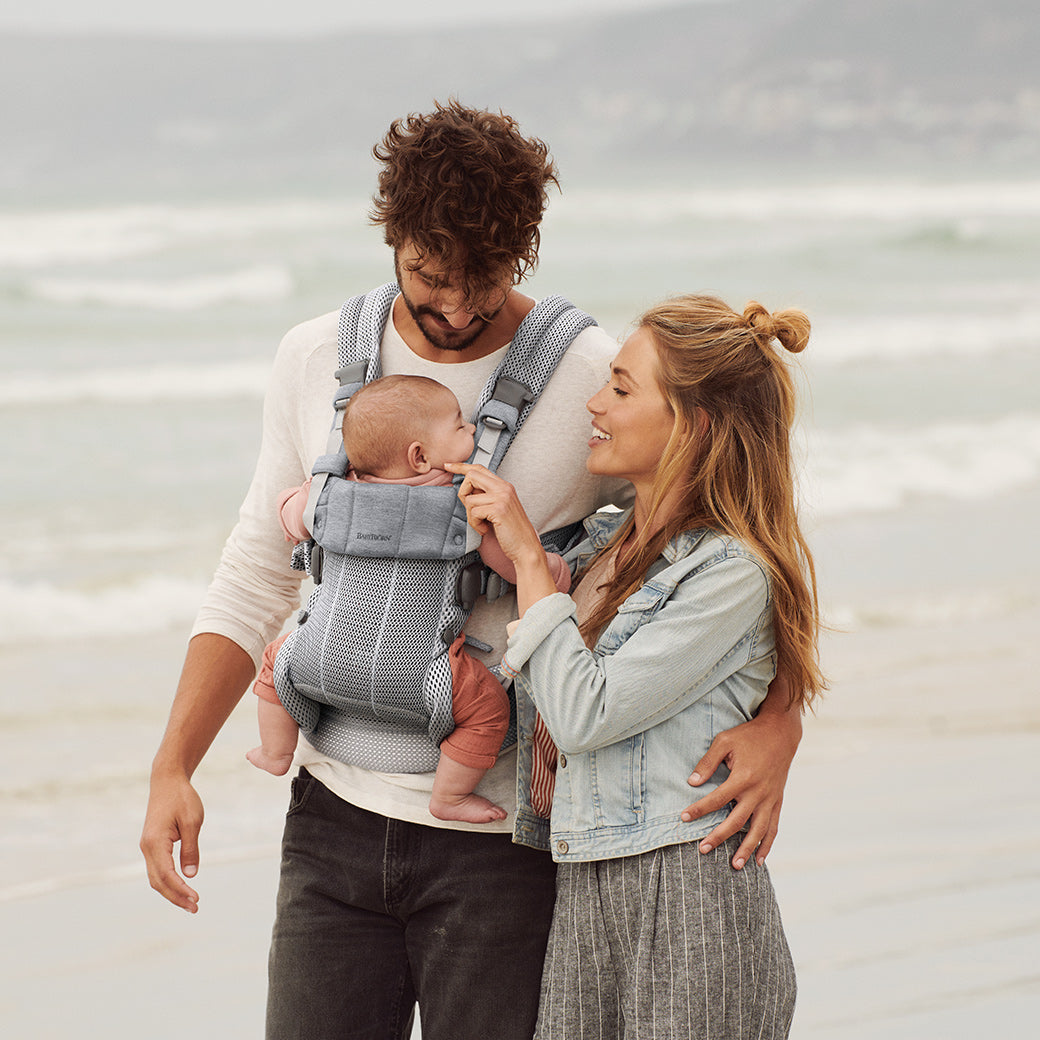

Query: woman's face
[585,328,676,498]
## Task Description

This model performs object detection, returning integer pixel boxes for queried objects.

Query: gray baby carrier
[273,282,596,772]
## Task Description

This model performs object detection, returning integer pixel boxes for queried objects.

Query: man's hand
[680,702,801,871]
[140,771,205,913]
[140,632,257,911]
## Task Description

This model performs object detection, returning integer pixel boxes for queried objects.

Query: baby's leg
[430,636,511,822]
[247,698,299,776]
[429,757,507,823]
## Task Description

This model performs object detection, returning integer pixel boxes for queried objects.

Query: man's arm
[680,673,802,871]
[140,633,257,913]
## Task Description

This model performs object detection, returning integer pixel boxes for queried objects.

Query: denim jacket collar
[578,509,711,567]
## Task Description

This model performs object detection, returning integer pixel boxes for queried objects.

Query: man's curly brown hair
[371,99,559,304]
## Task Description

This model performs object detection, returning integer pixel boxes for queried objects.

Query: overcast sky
[0,0,690,37]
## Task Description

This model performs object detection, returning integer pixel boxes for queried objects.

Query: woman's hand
[447,462,544,566]
[447,462,560,616]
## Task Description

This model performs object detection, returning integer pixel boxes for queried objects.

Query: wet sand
[1,604,1038,1038]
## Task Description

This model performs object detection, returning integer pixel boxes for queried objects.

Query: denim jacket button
[558,753,567,768]
[556,840,569,855]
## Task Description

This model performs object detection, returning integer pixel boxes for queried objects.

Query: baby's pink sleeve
[545,552,572,594]
[277,478,313,543]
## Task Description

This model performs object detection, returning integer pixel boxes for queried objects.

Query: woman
[449,294,824,1039]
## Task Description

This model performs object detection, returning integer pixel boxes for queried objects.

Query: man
[141,100,801,1040]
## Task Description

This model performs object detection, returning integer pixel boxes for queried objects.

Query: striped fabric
[535,836,796,1039]
[530,712,558,818]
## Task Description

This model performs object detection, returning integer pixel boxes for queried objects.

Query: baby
[247,374,570,824]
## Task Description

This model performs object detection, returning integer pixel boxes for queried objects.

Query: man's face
[394,243,511,354]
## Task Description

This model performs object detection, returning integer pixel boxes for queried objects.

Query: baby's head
[341,374,476,479]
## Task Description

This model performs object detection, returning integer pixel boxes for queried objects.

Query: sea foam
[0,575,208,645]
[0,199,366,268]
[555,179,1040,224]
[801,414,1040,518]
[808,308,1040,364]
[28,263,294,310]
[0,360,272,405]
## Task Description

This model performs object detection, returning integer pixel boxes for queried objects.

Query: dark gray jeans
[266,769,557,1040]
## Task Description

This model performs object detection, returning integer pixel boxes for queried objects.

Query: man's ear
[407,441,431,473]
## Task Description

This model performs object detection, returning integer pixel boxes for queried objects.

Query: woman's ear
[407,441,431,474]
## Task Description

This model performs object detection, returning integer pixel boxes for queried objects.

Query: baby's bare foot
[246,746,294,776]
[429,792,508,824]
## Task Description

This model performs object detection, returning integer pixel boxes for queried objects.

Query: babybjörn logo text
[356,532,393,542]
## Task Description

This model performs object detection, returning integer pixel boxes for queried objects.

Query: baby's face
[424,391,477,469]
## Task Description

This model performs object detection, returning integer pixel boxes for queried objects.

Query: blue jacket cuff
[499,593,577,679]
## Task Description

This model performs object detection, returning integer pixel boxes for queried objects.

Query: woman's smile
[585,328,674,500]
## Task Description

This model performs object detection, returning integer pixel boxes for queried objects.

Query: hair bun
[743,301,810,355]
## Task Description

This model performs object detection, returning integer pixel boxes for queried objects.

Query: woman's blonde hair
[579,294,825,709]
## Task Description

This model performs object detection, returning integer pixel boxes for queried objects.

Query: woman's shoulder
[667,528,770,587]
[582,507,629,541]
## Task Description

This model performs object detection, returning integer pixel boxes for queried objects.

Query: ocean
[5,177,1040,645]
[2,172,1039,1036]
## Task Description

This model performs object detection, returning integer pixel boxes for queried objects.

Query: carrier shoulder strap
[469,293,597,472]
[300,284,398,536]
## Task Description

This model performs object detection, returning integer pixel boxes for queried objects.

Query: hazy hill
[2,0,1037,200]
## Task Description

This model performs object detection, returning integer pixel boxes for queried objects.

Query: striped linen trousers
[534,835,796,1039]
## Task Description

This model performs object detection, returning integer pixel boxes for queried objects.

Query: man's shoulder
[277,309,340,362]
[540,323,615,400]
[263,309,345,411]
[565,322,617,366]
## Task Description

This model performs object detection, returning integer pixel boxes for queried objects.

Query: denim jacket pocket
[601,732,646,824]
[555,733,646,832]
[598,585,671,653]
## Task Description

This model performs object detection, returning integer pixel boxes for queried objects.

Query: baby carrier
[273,282,596,772]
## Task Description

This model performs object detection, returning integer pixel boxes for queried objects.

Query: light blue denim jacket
[504,509,776,862]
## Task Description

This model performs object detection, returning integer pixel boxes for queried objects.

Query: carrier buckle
[455,559,484,611]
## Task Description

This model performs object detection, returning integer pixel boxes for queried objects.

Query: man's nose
[439,291,476,327]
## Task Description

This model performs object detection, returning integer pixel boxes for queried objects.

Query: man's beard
[396,277,498,353]
[405,298,489,352]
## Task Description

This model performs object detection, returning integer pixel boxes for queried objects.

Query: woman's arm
[503,557,770,755]
[452,461,798,870]
[449,461,560,614]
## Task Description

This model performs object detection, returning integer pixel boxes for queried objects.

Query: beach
[2,589,1038,1037]
[2,170,1039,1035]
